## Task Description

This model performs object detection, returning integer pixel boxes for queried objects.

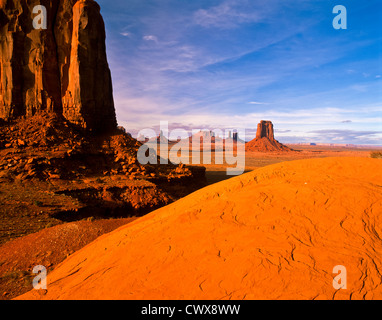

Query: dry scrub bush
[370,151,382,159]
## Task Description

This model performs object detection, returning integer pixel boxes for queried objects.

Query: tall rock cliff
[0,0,117,132]
[256,120,275,140]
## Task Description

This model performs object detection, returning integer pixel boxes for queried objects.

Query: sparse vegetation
[34,200,43,207]
[370,151,382,159]
[1,270,33,289]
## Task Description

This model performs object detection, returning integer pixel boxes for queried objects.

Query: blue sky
[97,0,382,145]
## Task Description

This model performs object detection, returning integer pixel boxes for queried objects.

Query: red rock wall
[256,120,275,140]
[0,0,117,132]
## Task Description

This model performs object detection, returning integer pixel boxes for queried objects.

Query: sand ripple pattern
[17,157,382,300]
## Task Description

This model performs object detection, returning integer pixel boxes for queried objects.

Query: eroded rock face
[0,0,62,119]
[0,0,117,132]
[61,0,117,131]
[256,120,275,140]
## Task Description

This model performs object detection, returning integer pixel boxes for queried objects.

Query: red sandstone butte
[246,120,292,152]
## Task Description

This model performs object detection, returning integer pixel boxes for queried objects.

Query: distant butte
[246,120,292,152]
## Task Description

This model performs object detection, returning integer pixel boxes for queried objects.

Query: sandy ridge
[17,157,382,300]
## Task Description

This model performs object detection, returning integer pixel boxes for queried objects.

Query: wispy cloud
[114,94,382,144]
[248,101,270,105]
[193,0,262,29]
[307,129,382,145]
[143,35,158,42]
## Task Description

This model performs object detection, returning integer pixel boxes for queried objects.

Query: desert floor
[202,145,378,185]
[0,145,380,299]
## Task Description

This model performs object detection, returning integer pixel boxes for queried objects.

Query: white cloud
[143,35,158,42]
[120,32,130,37]
[248,101,270,105]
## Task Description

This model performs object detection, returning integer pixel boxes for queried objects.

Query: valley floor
[0,145,380,299]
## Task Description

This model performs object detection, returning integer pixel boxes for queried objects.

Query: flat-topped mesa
[0,0,117,132]
[246,120,292,152]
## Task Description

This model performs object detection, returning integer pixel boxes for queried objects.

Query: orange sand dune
[17,157,382,300]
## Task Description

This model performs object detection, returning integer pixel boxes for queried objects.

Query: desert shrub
[34,200,43,207]
[370,151,382,159]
